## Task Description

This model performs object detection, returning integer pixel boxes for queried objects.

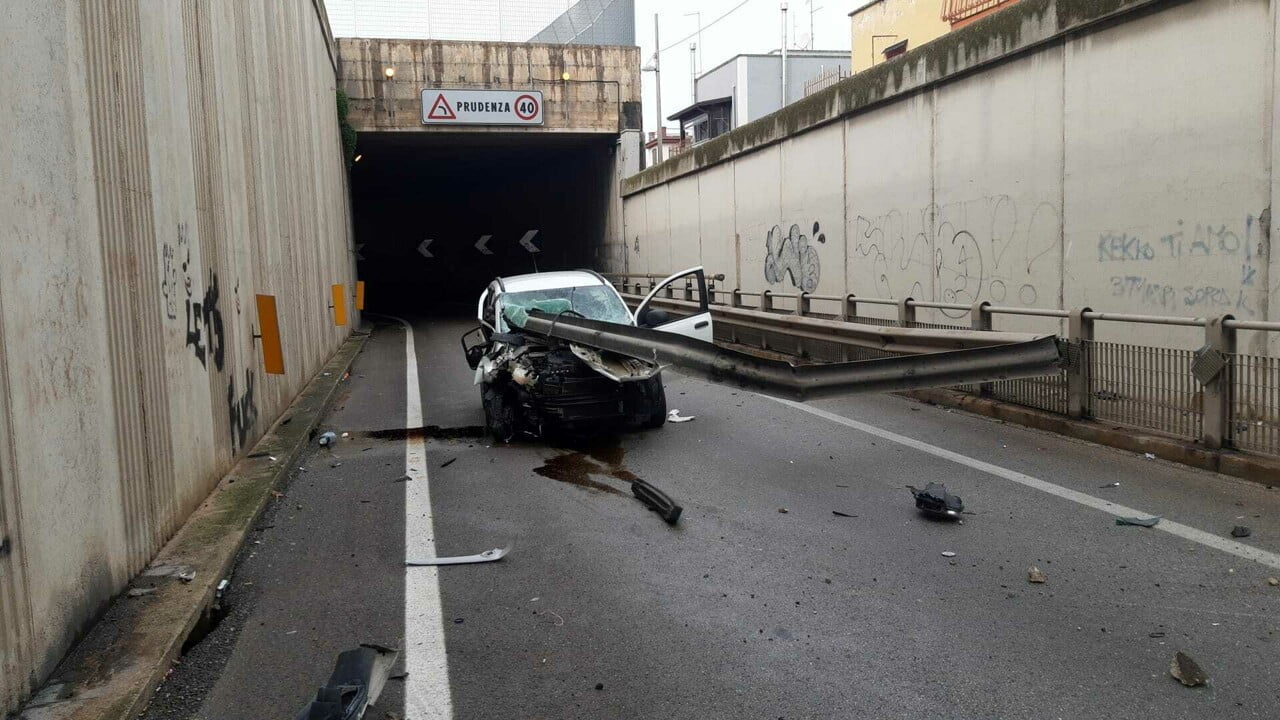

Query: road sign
[417,238,434,258]
[519,230,541,253]
[475,235,493,255]
[421,89,544,126]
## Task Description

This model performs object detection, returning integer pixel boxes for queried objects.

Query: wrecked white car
[461,268,713,440]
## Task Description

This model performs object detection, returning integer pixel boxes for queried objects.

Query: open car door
[632,266,714,343]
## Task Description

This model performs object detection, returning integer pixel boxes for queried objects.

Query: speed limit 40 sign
[421,89,544,126]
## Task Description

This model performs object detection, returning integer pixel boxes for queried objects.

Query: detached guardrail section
[511,309,1062,401]
[605,273,1280,460]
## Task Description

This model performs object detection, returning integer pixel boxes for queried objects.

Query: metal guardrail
[603,272,1280,459]
[509,309,1062,401]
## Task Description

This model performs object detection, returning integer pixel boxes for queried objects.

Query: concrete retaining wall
[338,38,642,133]
[0,0,354,711]
[614,0,1278,352]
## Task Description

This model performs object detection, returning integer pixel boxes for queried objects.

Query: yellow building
[850,0,1024,73]
[849,0,950,73]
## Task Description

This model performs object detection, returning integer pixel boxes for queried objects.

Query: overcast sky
[326,0,858,136]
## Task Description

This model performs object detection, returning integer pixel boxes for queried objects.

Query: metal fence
[604,272,1280,460]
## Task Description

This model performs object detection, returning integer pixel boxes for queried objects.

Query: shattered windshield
[499,285,631,330]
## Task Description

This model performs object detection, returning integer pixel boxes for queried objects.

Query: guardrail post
[841,294,857,323]
[761,290,774,313]
[1067,307,1093,419]
[683,278,694,302]
[971,301,993,396]
[796,292,810,317]
[731,288,743,308]
[897,297,915,327]
[1202,314,1237,450]
[840,295,857,361]
[664,282,675,299]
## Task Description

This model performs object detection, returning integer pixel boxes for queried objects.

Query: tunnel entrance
[351,132,616,314]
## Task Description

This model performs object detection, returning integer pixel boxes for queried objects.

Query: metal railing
[603,272,1280,460]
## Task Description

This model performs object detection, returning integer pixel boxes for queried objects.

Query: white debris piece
[667,409,696,423]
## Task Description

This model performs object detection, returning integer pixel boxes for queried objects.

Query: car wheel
[481,382,517,442]
[636,374,667,430]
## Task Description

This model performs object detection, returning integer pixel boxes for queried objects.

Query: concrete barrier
[611,0,1278,356]
[0,0,355,712]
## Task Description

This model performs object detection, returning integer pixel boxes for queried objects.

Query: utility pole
[653,14,664,163]
[683,11,703,74]
[808,0,821,50]
[689,43,697,100]
[780,3,789,107]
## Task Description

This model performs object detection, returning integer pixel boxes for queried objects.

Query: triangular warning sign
[427,94,456,120]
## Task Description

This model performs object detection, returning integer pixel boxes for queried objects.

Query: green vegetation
[336,88,357,169]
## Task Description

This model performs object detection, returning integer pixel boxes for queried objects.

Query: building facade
[668,50,851,146]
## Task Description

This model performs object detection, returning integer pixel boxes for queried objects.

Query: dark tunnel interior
[350,131,616,314]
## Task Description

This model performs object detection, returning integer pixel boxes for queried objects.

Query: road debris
[440,458,457,468]
[778,507,789,514]
[317,431,338,447]
[1267,577,1279,586]
[831,510,857,518]
[908,483,964,519]
[407,546,510,566]
[1115,515,1161,528]
[1027,566,1048,584]
[1230,525,1251,538]
[1169,651,1208,687]
[632,478,683,524]
[941,551,957,558]
[392,475,412,482]
[177,570,196,583]
[294,644,399,720]
[667,409,696,423]
[1143,453,1157,460]
[1097,482,1120,489]
[127,587,156,598]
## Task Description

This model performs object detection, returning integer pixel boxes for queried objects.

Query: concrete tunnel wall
[0,0,355,711]
[612,0,1280,354]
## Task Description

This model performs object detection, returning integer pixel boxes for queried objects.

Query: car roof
[497,270,608,294]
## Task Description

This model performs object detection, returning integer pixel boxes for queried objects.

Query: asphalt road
[142,316,1280,720]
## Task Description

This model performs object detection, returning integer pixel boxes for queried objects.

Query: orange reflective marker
[355,280,366,311]
[255,294,286,375]
[331,283,347,327]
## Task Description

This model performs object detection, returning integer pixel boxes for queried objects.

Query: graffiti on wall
[227,368,258,455]
[186,270,225,372]
[161,222,258,456]
[1100,211,1270,317]
[161,223,190,321]
[852,196,1060,317]
[763,222,824,293]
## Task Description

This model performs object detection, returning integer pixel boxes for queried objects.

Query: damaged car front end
[462,268,712,441]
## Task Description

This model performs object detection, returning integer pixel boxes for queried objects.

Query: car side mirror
[641,308,669,327]
[460,327,488,370]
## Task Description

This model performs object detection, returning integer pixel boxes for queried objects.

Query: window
[883,39,908,61]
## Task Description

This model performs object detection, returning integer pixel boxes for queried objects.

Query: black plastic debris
[907,483,964,519]
[632,479,682,524]
[1231,525,1251,538]
[1170,651,1208,687]
[294,644,399,720]
[832,510,857,518]
[1115,515,1161,528]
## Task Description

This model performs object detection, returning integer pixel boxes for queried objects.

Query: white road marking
[390,315,453,719]
[769,397,1280,570]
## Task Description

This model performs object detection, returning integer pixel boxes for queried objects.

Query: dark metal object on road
[509,310,1062,401]
[294,644,399,720]
[1231,525,1252,538]
[632,479,682,524]
[908,483,964,518]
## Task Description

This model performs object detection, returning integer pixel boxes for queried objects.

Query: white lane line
[390,316,453,719]
[768,396,1280,570]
